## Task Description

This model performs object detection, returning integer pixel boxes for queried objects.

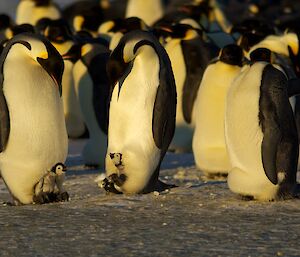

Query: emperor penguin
[0,33,68,205]
[16,0,61,25]
[225,48,298,201]
[37,18,86,138]
[125,0,165,26]
[103,30,177,194]
[158,23,219,152]
[192,44,243,177]
[69,42,110,168]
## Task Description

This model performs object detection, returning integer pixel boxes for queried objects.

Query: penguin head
[231,19,275,52]
[219,44,243,66]
[51,163,67,175]
[249,47,272,63]
[107,31,161,86]
[0,14,13,31]
[32,0,52,7]
[110,17,148,34]
[36,18,73,43]
[3,33,64,95]
[158,23,201,41]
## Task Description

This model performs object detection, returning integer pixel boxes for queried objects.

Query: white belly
[193,62,241,174]
[225,63,279,200]
[0,59,68,204]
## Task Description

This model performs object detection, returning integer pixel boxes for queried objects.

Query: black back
[259,64,298,190]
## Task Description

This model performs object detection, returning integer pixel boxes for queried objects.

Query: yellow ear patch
[5,28,13,39]
[185,30,198,40]
[39,51,49,59]
[81,44,93,56]
[73,15,85,32]
[98,20,115,34]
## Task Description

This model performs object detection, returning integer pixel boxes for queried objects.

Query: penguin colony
[0,0,300,204]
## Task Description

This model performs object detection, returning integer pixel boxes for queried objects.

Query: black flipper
[259,64,298,185]
[181,37,219,123]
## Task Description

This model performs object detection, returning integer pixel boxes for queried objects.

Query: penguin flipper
[152,65,177,154]
[0,89,10,152]
[261,127,280,185]
[260,65,297,185]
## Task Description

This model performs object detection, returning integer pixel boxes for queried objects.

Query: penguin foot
[33,192,58,204]
[155,180,177,192]
[239,195,254,201]
[56,191,69,202]
[108,173,127,187]
[100,175,124,194]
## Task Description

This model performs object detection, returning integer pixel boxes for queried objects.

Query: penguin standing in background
[69,42,110,168]
[225,48,298,201]
[0,33,68,205]
[156,23,219,152]
[102,30,177,194]
[37,18,86,138]
[16,0,61,25]
[192,44,243,177]
[125,0,165,26]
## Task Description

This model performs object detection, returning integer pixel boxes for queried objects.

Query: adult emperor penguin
[225,48,298,201]
[0,33,68,205]
[68,41,110,168]
[16,0,61,25]
[103,30,177,194]
[192,44,243,177]
[157,23,219,152]
[37,18,86,138]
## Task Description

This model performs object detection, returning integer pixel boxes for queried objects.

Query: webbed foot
[33,192,58,204]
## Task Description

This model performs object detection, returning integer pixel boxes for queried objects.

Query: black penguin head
[36,18,73,43]
[0,14,13,31]
[61,43,82,63]
[32,0,52,7]
[10,24,35,37]
[73,4,104,33]
[3,33,64,95]
[250,48,272,63]
[155,23,201,41]
[113,17,148,34]
[231,19,275,51]
[107,31,161,87]
[219,44,243,66]
[51,163,67,175]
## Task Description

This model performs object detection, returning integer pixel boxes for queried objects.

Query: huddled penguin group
[1,0,300,204]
